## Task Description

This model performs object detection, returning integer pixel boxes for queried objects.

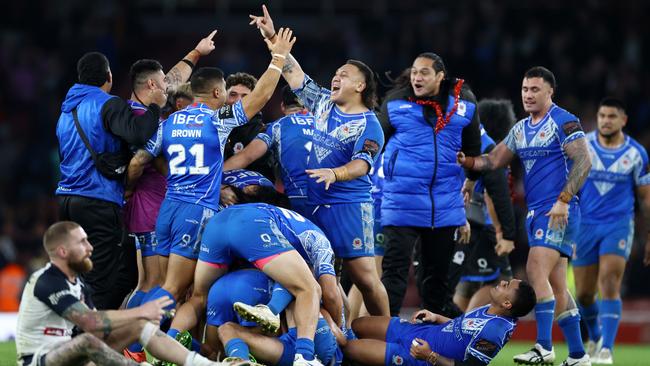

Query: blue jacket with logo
[56,84,159,206]
[380,83,482,228]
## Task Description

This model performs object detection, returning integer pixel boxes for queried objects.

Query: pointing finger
[207,30,217,40]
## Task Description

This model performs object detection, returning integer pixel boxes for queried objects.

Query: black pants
[58,195,136,310]
[381,226,460,317]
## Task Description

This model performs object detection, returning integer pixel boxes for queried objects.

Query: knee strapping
[139,322,158,348]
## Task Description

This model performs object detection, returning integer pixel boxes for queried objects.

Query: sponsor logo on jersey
[527,210,535,219]
[234,142,244,153]
[535,229,544,240]
[43,327,66,336]
[457,101,467,116]
[618,239,626,250]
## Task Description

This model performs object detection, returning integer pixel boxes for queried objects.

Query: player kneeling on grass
[16,221,244,366]
[344,279,536,366]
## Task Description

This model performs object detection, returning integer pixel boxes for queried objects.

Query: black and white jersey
[16,263,94,356]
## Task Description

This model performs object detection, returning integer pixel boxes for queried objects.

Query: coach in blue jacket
[379,53,482,316]
[55,52,162,309]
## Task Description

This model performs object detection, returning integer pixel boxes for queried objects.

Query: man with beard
[16,221,241,366]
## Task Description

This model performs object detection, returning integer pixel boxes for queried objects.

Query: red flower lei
[409,79,465,134]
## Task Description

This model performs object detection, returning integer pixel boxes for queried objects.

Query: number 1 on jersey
[168,143,209,175]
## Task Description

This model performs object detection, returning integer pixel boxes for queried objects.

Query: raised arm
[240,27,296,121]
[457,142,515,172]
[164,30,218,90]
[249,4,305,89]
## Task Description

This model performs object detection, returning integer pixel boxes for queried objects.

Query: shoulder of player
[626,135,648,155]
[33,264,72,298]
[549,104,579,125]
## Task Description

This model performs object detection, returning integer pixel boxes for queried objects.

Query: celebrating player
[249,4,389,316]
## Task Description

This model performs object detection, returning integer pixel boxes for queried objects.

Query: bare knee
[218,322,240,342]
[598,274,622,299]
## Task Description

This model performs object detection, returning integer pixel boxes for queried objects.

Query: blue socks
[578,301,602,342]
[126,290,148,352]
[268,282,294,315]
[558,310,585,359]
[534,298,555,351]
[295,338,315,361]
[600,299,622,350]
[167,328,180,339]
[225,338,250,360]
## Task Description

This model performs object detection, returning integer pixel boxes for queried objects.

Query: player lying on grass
[344,279,536,366]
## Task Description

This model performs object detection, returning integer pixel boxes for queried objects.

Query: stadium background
[1,0,650,362]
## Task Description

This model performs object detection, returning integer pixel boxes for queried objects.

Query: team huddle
[15,4,650,366]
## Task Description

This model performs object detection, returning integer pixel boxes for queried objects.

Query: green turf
[0,341,16,366]
[492,342,650,366]
[2,340,650,365]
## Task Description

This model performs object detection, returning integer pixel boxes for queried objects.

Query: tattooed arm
[126,149,154,195]
[61,297,172,340]
[164,30,218,90]
[457,142,515,172]
[561,136,592,198]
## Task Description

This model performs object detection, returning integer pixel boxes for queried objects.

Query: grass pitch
[2,340,650,365]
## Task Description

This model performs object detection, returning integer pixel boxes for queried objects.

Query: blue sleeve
[255,122,276,149]
[634,144,650,186]
[34,274,83,316]
[556,113,585,147]
[466,320,512,364]
[302,230,336,278]
[213,100,249,131]
[503,123,520,154]
[351,114,384,169]
[293,75,331,116]
[144,122,164,157]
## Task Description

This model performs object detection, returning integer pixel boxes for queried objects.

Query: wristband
[181,59,195,69]
[272,53,286,59]
[558,191,572,204]
[268,64,282,73]
[267,32,277,40]
[332,166,351,181]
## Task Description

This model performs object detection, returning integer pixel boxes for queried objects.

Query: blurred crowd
[1,0,649,309]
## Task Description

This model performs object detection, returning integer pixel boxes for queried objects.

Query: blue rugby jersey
[255,112,315,198]
[580,131,650,224]
[293,75,384,205]
[222,169,274,190]
[146,101,248,211]
[503,104,584,210]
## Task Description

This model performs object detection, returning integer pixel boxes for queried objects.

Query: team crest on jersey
[352,238,363,250]
[618,239,626,250]
[392,355,404,365]
[234,142,244,153]
[535,229,544,240]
